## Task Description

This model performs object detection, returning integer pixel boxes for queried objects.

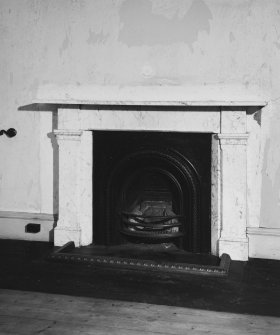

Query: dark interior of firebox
[93,131,212,254]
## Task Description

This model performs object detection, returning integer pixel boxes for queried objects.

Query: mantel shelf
[33,85,267,108]
[33,98,267,107]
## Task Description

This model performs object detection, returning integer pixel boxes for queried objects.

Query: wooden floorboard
[0,289,279,335]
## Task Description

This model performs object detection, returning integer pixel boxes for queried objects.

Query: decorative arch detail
[104,146,202,252]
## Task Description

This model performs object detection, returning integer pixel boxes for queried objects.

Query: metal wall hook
[0,128,17,138]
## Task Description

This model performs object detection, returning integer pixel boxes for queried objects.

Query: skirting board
[247,227,280,260]
[0,211,57,242]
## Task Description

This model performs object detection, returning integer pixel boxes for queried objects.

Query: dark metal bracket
[0,128,17,138]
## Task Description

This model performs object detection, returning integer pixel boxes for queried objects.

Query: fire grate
[120,211,185,243]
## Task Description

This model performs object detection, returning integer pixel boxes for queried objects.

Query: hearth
[93,131,211,253]
[49,129,229,276]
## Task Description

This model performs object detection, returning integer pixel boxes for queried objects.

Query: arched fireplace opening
[120,164,186,246]
[93,131,211,253]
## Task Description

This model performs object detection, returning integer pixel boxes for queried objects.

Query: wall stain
[118,0,212,48]
[274,41,280,50]
[229,32,235,43]
[9,72,13,85]
[260,139,280,227]
[30,78,39,99]
[59,35,70,56]
[87,29,108,45]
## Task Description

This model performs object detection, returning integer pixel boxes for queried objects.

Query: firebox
[93,131,211,253]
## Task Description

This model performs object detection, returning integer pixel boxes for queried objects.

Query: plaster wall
[1,0,280,248]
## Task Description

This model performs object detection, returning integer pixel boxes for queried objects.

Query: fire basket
[120,211,185,243]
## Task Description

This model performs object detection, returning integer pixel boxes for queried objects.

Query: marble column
[217,109,249,260]
[54,129,93,247]
[217,133,249,260]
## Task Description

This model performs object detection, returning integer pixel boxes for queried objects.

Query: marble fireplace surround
[37,86,266,261]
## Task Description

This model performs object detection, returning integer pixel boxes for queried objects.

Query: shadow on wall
[47,112,58,239]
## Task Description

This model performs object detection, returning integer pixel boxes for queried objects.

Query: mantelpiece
[35,85,266,261]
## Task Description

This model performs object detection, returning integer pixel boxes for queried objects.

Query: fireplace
[40,85,266,261]
[93,131,211,253]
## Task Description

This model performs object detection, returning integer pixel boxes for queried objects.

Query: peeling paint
[118,0,212,48]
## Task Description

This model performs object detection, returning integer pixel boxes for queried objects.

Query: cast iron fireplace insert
[93,131,211,253]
